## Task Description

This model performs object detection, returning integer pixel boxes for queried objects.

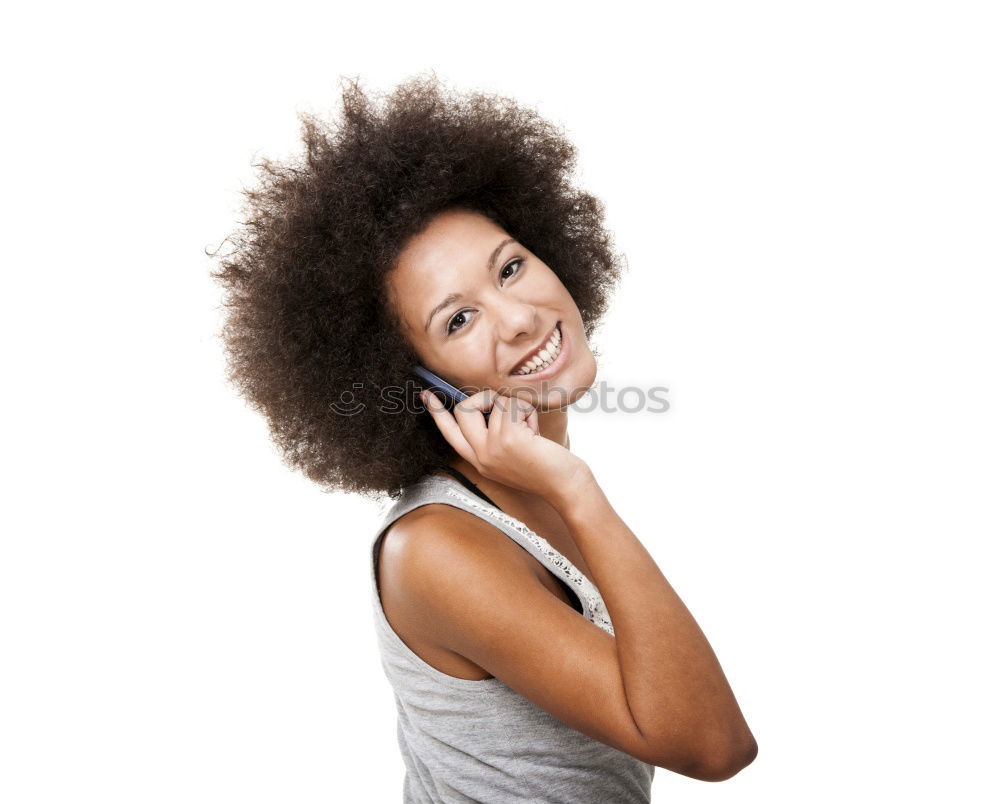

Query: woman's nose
[495,298,537,341]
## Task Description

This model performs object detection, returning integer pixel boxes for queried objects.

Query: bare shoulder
[377,503,541,632]
[376,504,539,680]
[380,503,537,584]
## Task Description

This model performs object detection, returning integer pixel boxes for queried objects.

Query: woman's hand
[421,389,594,506]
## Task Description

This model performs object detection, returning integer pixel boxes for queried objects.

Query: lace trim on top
[443,485,616,636]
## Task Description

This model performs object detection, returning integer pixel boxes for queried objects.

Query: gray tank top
[369,470,656,803]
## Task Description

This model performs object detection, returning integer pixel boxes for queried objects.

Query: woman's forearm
[548,473,757,778]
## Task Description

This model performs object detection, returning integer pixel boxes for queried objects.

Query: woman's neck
[539,405,570,449]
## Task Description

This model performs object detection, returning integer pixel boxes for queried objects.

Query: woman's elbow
[681,731,759,782]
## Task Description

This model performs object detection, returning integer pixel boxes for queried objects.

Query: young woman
[212,73,757,803]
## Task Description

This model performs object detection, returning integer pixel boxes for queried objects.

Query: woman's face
[387,207,597,410]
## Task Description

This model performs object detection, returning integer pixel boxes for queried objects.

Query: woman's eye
[447,310,472,335]
[500,257,524,282]
[445,258,525,335]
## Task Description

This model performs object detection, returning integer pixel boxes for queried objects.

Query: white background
[3,1,998,801]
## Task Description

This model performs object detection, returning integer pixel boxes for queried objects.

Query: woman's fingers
[524,402,539,435]
[499,394,538,433]
[487,392,507,437]
[453,389,499,454]
[422,388,541,472]
[454,388,498,423]
[424,388,498,467]
[420,391,480,467]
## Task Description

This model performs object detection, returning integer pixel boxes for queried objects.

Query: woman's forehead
[389,209,511,324]
[398,208,507,271]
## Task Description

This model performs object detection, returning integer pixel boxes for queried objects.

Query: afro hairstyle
[209,72,625,502]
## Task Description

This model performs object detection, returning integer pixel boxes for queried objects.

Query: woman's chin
[505,355,597,411]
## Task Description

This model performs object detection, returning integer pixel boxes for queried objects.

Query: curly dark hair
[209,72,626,502]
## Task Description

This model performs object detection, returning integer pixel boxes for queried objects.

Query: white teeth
[515,326,563,375]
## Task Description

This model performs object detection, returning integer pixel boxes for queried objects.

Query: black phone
[412,365,491,423]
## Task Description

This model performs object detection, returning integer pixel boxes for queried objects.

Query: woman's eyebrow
[423,237,517,332]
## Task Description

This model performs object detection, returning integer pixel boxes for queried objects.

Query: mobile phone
[412,365,491,423]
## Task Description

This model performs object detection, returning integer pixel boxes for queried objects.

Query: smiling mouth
[511,323,563,376]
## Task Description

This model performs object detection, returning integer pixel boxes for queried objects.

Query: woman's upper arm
[380,506,674,769]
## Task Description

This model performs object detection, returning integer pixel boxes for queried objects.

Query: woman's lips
[510,322,570,381]
[510,322,560,375]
